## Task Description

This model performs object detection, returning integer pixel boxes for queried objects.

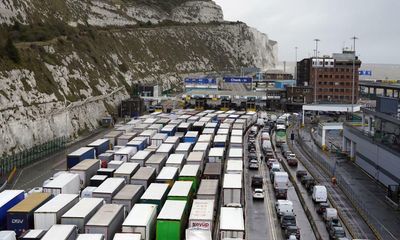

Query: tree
[4,38,20,63]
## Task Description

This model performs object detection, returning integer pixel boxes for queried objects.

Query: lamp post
[314,39,320,104]
[351,36,358,120]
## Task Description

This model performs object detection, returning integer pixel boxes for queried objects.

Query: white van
[312,185,327,203]
[323,208,338,222]
[275,200,293,217]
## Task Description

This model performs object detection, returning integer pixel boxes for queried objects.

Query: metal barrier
[0,136,66,177]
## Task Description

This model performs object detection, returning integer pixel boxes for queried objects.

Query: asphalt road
[11,128,113,191]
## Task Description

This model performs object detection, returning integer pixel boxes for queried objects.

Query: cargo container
[114,147,137,162]
[156,118,170,126]
[90,175,108,187]
[19,229,46,239]
[192,142,210,153]
[85,204,125,240]
[108,160,124,170]
[99,152,114,167]
[145,154,167,174]
[88,139,110,157]
[208,148,225,163]
[133,124,150,133]
[199,117,211,123]
[81,186,97,198]
[67,147,96,169]
[116,125,135,133]
[143,118,157,125]
[197,134,212,144]
[165,154,186,172]
[122,204,157,240]
[114,162,140,184]
[178,165,200,191]
[228,148,243,161]
[156,144,174,157]
[156,200,188,240]
[155,167,179,187]
[201,128,215,136]
[177,122,192,133]
[205,122,218,128]
[113,233,141,240]
[187,116,199,123]
[117,134,136,147]
[213,135,227,148]
[43,173,80,196]
[167,181,193,202]
[273,172,289,199]
[126,140,146,152]
[219,123,232,130]
[175,143,193,159]
[183,131,199,143]
[219,207,245,239]
[112,185,144,215]
[223,174,242,206]
[150,133,168,147]
[196,179,219,204]
[0,190,25,230]
[70,159,100,188]
[232,123,245,131]
[92,178,125,203]
[203,163,221,180]
[230,136,243,148]
[186,152,205,171]
[97,168,115,177]
[41,224,77,240]
[126,119,142,126]
[131,136,149,148]
[164,136,180,150]
[61,198,103,233]
[160,125,176,136]
[226,160,243,174]
[188,199,214,231]
[104,131,123,148]
[140,183,169,212]
[130,151,152,167]
[7,193,51,236]
[216,128,229,135]
[131,167,156,190]
[144,146,157,154]
[185,229,212,240]
[34,194,79,230]
[140,130,157,143]
[192,122,205,133]
[76,234,105,240]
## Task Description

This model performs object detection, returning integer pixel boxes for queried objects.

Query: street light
[351,36,358,120]
[314,39,320,104]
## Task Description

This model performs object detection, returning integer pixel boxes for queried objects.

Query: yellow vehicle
[155,105,163,113]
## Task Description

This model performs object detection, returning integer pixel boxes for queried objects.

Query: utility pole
[314,39,320,104]
[351,36,358,120]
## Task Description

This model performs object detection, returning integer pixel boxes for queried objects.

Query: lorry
[175,143,193,159]
[196,179,219,205]
[185,229,212,240]
[156,200,188,240]
[140,183,169,212]
[145,154,168,174]
[70,159,100,188]
[226,160,243,175]
[0,190,25,230]
[107,160,124,170]
[183,131,199,143]
[193,142,210,153]
[113,162,140,184]
[151,133,168,147]
[122,204,157,240]
[92,178,125,203]
[186,151,205,171]
[113,233,141,240]
[103,131,123,147]
[114,147,137,162]
[312,185,328,203]
[85,204,125,240]
[41,224,78,240]
[90,175,108,187]
[131,167,157,190]
[6,193,51,236]
[273,172,289,199]
[160,125,177,136]
[222,173,242,206]
[67,147,96,169]
[61,198,103,233]
[34,194,79,230]
[167,181,194,202]
[87,139,110,157]
[156,144,174,157]
[228,148,243,161]
[116,133,137,147]
[203,163,221,180]
[178,164,200,191]
[19,229,46,239]
[131,150,152,167]
[112,185,144,215]
[219,207,245,239]
[188,199,214,231]
[42,173,80,196]
[155,167,179,187]
[165,154,186,172]
[323,208,338,222]
[213,135,228,148]
[76,234,105,240]
[208,148,225,163]
[230,136,243,149]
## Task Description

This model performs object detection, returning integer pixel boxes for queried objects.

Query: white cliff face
[0,1,277,155]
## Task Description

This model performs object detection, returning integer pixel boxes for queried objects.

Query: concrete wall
[344,125,400,186]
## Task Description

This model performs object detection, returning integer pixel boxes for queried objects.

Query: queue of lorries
[0,109,256,240]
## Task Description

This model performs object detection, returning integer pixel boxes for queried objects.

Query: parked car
[296,170,307,179]
[284,225,300,240]
[316,202,330,214]
[253,188,264,200]
[249,160,259,170]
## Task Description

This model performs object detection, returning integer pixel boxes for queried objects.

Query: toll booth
[246,97,256,111]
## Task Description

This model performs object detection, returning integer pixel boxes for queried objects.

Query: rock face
[0,0,278,155]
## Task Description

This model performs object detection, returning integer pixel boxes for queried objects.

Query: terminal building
[343,97,400,187]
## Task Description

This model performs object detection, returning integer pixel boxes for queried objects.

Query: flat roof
[179,164,200,177]
[220,207,244,231]
[62,198,103,218]
[85,204,123,226]
[157,200,187,220]
[123,203,157,226]
[209,147,225,157]
[223,173,242,188]
[303,104,361,112]
[141,183,169,200]
[157,167,179,180]
[168,181,193,197]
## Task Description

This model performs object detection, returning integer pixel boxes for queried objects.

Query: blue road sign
[184,78,217,84]
[223,77,253,84]
[359,70,372,76]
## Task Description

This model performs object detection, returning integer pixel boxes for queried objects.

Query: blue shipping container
[67,147,96,169]
[183,137,198,143]
[0,190,25,230]
[88,139,110,157]
[127,139,146,151]
[214,142,226,148]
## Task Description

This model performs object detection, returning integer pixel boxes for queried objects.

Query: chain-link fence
[0,136,67,177]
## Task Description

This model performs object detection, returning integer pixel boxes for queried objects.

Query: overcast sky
[214,0,400,64]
